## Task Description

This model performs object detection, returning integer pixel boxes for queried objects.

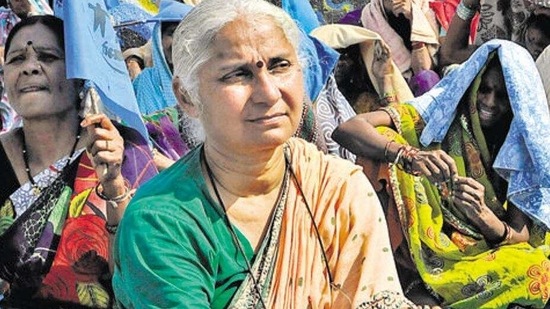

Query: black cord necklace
[202,148,272,309]
[21,125,82,195]
[202,145,347,306]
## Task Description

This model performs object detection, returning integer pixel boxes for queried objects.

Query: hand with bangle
[450,175,516,246]
[96,179,135,235]
[82,114,129,235]
[384,141,458,184]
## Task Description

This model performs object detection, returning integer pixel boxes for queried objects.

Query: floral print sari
[0,126,157,308]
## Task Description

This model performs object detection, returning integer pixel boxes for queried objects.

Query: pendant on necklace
[32,185,41,196]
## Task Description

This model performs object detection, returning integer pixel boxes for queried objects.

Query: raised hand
[372,40,394,80]
[81,114,125,185]
[392,0,412,20]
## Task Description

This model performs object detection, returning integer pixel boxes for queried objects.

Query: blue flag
[281,0,320,34]
[61,0,148,140]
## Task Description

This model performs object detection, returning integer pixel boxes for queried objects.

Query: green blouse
[113,146,253,308]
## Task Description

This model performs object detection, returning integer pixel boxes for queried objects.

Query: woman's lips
[249,112,287,123]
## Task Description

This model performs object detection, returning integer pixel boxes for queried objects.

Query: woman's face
[476,65,510,128]
[525,26,550,60]
[161,23,178,70]
[193,18,304,154]
[3,23,79,120]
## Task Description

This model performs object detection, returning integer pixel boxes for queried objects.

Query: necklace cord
[202,145,343,306]
[21,124,82,187]
[283,148,335,286]
[285,148,354,306]
[201,148,268,309]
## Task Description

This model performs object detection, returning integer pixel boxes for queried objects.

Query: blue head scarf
[133,0,192,115]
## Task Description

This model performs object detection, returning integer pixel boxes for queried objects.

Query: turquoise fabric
[301,33,340,102]
[132,22,176,115]
[281,0,320,34]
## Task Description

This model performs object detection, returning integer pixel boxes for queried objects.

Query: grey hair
[172,0,304,111]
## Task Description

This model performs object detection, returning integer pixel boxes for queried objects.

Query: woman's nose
[479,91,496,108]
[251,72,282,105]
[22,59,42,76]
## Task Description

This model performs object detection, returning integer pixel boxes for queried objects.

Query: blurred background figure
[360,0,441,96]
[312,23,414,114]
[132,0,204,171]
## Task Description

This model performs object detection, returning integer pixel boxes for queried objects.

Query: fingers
[451,176,486,213]
[85,127,124,156]
[81,114,125,182]
[414,150,456,183]
[440,153,458,179]
[374,41,391,60]
[453,177,485,201]
[81,113,116,131]
[392,0,411,19]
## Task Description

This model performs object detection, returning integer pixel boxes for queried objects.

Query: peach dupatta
[265,138,414,308]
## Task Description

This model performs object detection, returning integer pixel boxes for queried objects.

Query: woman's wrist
[96,177,133,209]
[374,73,394,89]
[98,176,126,198]
[487,221,512,247]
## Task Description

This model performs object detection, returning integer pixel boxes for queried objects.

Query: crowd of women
[0,0,549,308]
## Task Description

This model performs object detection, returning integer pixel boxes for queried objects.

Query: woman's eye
[6,55,24,64]
[478,86,489,94]
[38,53,61,62]
[269,60,291,73]
[221,69,252,82]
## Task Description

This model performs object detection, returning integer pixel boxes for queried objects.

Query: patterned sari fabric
[263,139,415,308]
[473,0,533,46]
[0,127,157,308]
[376,51,550,307]
[314,75,357,161]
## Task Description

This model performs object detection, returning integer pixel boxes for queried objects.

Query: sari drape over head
[377,39,550,308]
[311,23,414,104]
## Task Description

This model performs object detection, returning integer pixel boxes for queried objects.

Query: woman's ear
[173,77,200,118]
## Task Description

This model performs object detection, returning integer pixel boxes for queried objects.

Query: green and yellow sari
[377,66,550,308]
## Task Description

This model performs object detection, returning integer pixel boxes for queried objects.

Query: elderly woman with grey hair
[112,0,417,308]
